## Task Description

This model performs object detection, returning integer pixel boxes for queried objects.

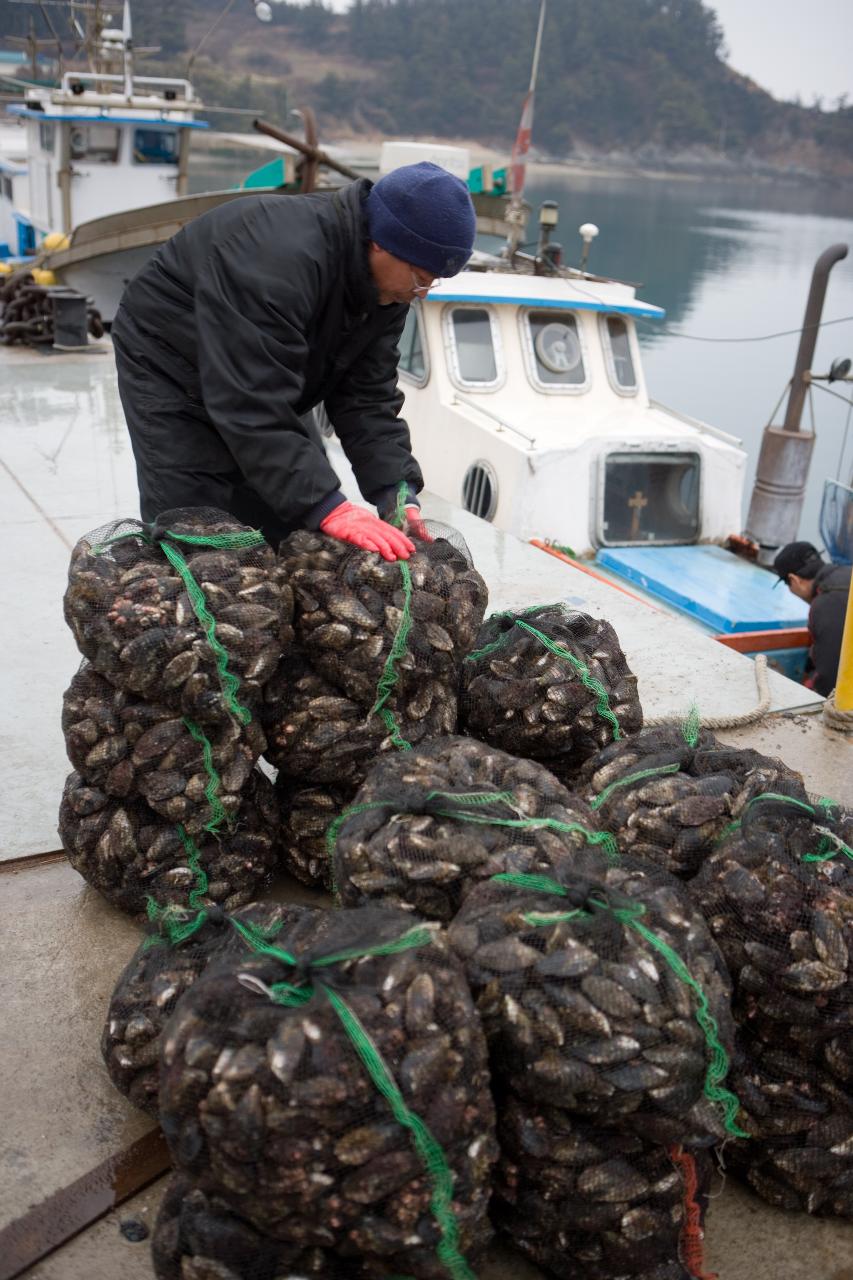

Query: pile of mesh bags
[689,792,853,1218]
[60,509,292,913]
[156,904,497,1278]
[461,604,642,770]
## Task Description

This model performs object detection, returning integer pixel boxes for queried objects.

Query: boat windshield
[132,128,179,165]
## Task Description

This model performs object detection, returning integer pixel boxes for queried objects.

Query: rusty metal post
[745,242,849,563]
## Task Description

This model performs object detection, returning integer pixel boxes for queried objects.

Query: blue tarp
[595,544,809,634]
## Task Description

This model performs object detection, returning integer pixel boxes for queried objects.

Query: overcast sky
[709,0,852,105]
[305,0,852,107]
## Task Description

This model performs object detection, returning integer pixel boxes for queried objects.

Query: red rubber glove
[320,501,415,561]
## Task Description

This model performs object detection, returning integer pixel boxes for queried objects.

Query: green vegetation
[1,0,849,175]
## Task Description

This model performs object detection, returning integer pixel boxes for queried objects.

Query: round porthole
[462,461,498,521]
[534,322,582,374]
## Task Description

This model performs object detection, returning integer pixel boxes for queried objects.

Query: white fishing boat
[0,3,208,262]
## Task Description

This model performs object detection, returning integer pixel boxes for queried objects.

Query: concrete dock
[1,342,852,1279]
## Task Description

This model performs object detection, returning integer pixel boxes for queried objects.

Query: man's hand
[320,501,415,561]
[404,505,432,542]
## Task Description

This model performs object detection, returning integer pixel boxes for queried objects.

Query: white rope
[822,689,853,734]
[644,654,772,730]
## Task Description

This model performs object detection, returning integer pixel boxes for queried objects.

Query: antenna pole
[504,0,546,257]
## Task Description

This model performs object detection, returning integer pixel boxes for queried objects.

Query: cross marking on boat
[628,489,648,539]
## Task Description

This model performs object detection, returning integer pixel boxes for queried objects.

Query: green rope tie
[323,987,475,1280]
[390,480,410,531]
[490,872,746,1138]
[682,704,701,748]
[143,823,209,947]
[158,540,252,726]
[234,922,475,1280]
[716,792,853,862]
[182,717,229,835]
[590,763,682,811]
[465,603,558,664]
[369,558,414,751]
[423,790,619,861]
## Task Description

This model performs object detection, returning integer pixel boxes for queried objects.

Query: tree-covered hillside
[1,0,849,176]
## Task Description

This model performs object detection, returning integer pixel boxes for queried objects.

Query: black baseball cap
[772,541,824,586]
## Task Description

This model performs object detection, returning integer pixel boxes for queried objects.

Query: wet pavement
[1,341,852,1278]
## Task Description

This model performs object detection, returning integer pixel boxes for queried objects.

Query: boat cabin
[4,69,206,248]
[382,259,746,556]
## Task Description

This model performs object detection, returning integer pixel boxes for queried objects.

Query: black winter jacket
[808,561,852,696]
[113,179,423,527]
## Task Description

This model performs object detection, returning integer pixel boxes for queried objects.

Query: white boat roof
[430,267,665,320]
[7,103,208,129]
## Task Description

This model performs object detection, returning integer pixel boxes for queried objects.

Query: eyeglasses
[409,268,439,296]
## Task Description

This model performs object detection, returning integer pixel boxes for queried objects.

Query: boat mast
[504,0,546,258]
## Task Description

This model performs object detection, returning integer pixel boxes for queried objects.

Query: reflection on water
[189,152,853,543]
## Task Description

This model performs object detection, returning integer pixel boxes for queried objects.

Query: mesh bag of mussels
[687,793,853,1216]
[493,1091,714,1280]
[460,604,642,769]
[276,776,355,890]
[330,735,610,922]
[102,900,311,1115]
[63,508,293,727]
[723,1038,853,1218]
[577,724,807,877]
[58,767,278,916]
[152,1172,365,1279]
[158,905,497,1278]
[263,524,488,784]
[447,845,742,1147]
[62,662,267,833]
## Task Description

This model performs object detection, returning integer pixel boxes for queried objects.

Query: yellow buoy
[32,267,58,286]
[42,232,70,252]
[0,262,12,275]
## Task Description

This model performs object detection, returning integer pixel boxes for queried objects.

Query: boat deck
[1,341,852,1279]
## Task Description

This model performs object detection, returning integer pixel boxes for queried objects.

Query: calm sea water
[191,152,853,545]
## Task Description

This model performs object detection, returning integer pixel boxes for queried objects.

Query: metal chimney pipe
[782,243,848,431]
[744,242,849,563]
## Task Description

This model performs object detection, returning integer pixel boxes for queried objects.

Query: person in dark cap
[112,162,477,559]
[773,541,852,695]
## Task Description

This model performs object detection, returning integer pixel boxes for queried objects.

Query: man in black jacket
[112,161,476,560]
[773,541,853,695]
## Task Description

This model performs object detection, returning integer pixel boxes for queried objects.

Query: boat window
[600,451,700,545]
[397,301,428,385]
[38,122,55,153]
[445,306,501,388]
[132,128,179,165]
[523,310,587,390]
[69,125,120,163]
[601,314,638,393]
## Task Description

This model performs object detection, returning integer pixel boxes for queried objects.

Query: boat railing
[58,71,195,103]
[649,397,743,447]
[451,393,538,448]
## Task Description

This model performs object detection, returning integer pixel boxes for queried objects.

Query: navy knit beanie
[365,161,476,278]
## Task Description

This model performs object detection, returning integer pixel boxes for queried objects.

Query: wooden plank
[0,1129,170,1280]
[714,628,810,653]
